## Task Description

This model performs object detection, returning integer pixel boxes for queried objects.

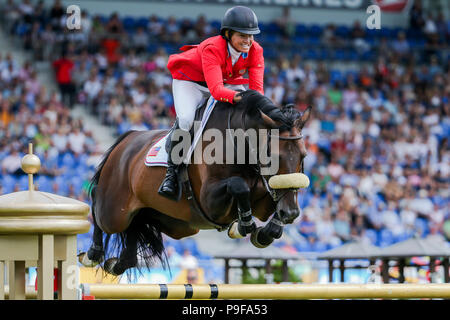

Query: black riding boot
[158,123,181,201]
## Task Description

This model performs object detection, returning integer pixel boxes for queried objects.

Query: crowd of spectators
[0,0,448,258]
[0,49,101,201]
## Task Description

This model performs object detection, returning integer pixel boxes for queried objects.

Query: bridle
[227,104,305,203]
[259,131,305,203]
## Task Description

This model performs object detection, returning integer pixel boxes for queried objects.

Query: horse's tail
[89,130,168,279]
[88,130,135,270]
[104,208,169,279]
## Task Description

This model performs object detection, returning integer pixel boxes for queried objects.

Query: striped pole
[81,283,450,300]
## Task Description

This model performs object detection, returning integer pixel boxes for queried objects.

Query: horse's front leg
[203,176,256,238]
[226,176,256,238]
[250,212,284,248]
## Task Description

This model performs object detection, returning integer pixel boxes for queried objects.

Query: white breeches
[172,79,245,131]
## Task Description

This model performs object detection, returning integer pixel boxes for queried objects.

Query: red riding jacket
[167,35,265,104]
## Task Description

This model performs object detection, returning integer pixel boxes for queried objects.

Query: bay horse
[78,90,312,276]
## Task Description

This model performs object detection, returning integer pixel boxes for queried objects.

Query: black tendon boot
[158,122,181,201]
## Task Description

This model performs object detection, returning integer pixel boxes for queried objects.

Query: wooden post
[57,235,78,300]
[339,259,345,283]
[265,259,272,274]
[37,234,54,300]
[224,259,230,284]
[381,259,390,283]
[265,259,273,284]
[398,259,405,283]
[242,259,247,284]
[0,261,4,300]
[443,257,449,283]
[282,260,289,282]
[429,257,435,284]
[328,260,334,283]
[8,261,26,300]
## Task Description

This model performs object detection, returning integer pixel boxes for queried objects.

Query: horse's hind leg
[104,228,138,276]
[78,214,105,267]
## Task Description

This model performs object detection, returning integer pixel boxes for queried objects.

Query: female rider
[158,6,265,200]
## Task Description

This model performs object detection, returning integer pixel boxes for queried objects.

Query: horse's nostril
[287,210,298,221]
[279,208,300,224]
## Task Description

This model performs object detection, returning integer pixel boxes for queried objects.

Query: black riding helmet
[220,6,260,36]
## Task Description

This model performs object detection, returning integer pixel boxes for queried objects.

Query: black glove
[238,90,293,127]
[267,108,293,128]
[235,89,255,102]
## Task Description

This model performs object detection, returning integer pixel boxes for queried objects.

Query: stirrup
[158,170,179,201]
[158,118,183,201]
[158,187,179,201]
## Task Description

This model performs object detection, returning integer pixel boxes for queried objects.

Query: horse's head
[266,104,311,224]
[241,91,312,225]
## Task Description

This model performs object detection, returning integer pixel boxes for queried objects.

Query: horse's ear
[295,106,312,129]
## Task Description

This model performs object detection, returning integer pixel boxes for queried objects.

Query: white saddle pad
[145,96,217,167]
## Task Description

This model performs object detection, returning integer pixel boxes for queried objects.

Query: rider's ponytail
[221,28,236,42]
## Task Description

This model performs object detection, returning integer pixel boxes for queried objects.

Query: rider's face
[229,32,254,53]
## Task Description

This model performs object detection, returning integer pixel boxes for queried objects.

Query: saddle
[178,100,229,231]
[145,96,216,168]
[145,97,229,231]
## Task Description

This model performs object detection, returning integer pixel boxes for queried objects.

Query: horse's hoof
[78,252,101,268]
[103,258,121,276]
[238,220,256,237]
[250,227,273,248]
[228,220,245,239]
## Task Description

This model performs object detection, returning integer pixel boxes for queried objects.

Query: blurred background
[0,0,448,285]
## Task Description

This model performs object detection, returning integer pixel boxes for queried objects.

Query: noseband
[270,133,304,141]
[260,132,305,203]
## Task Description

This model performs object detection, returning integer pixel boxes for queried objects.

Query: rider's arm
[202,44,238,104]
[247,43,265,95]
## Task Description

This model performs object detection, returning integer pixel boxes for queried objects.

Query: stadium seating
[1,5,447,265]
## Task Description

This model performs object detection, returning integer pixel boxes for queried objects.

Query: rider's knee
[178,118,193,131]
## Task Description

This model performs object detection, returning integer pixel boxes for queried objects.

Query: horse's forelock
[281,104,302,125]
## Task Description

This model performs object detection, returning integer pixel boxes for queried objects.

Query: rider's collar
[227,43,247,65]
